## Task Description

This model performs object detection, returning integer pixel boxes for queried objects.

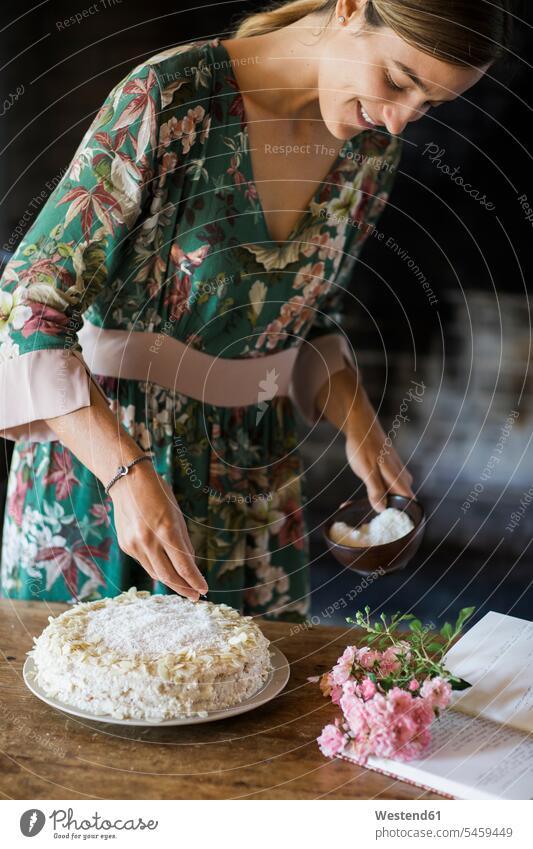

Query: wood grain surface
[0,600,445,800]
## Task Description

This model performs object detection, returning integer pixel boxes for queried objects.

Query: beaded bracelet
[104,455,152,496]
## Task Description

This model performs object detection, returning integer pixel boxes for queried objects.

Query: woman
[0,1,511,618]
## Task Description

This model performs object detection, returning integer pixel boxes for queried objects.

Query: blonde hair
[232,0,513,68]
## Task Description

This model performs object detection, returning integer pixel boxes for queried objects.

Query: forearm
[44,379,145,487]
[315,365,369,435]
[318,365,415,510]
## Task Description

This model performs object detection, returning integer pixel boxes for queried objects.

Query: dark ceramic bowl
[322,494,425,576]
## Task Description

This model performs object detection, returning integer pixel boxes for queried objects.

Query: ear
[336,0,370,24]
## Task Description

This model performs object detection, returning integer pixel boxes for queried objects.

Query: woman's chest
[242,107,346,245]
[94,86,373,346]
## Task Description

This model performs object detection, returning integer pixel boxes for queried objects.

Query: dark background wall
[1,1,532,627]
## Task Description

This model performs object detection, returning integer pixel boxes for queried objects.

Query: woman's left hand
[343,385,415,513]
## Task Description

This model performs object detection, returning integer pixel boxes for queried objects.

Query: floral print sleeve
[290,133,403,425]
[0,60,163,441]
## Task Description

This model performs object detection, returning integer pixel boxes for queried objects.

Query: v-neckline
[212,38,356,248]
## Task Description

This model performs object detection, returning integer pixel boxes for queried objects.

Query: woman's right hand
[45,380,208,599]
[110,462,208,601]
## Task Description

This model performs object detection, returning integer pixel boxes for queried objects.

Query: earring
[338,15,346,23]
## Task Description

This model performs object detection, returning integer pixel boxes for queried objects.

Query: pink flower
[89,502,111,527]
[356,647,380,670]
[331,646,357,685]
[330,684,343,705]
[43,446,80,499]
[318,672,343,705]
[340,680,371,742]
[386,687,414,715]
[317,721,347,758]
[21,301,71,338]
[359,677,377,701]
[8,465,33,526]
[380,643,410,675]
[277,497,306,551]
[363,687,433,762]
[313,637,452,766]
[420,676,452,709]
[410,695,435,730]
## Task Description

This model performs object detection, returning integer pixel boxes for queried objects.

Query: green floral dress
[0,37,402,619]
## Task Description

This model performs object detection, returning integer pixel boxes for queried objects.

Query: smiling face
[318,11,489,138]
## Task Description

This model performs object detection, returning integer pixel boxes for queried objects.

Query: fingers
[137,555,157,585]
[363,467,388,513]
[122,530,207,596]
[176,511,198,560]
[380,454,415,500]
[389,476,416,500]
[162,532,208,594]
[148,548,201,601]
[346,439,416,512]
[155,478,208,593]
[160,482,204,569]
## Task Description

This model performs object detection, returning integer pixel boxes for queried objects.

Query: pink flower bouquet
[313,606,474,764]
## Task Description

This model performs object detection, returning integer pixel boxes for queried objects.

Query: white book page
[342,708,533,800]
[443,611,533,733]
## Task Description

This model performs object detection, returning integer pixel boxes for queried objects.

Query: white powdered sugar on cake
[28,588,273,721]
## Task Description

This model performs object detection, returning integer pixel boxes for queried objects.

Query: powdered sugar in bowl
[323,494,425,575]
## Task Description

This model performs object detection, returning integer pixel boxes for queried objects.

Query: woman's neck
[221,16,330,136]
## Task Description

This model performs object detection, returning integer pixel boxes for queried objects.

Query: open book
[338,611,533,799]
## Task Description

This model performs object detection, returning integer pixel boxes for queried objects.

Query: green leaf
[80,240,108,294]
[450,676,471,691]
[185,159,209,183]
[94,102,115,130]
[409,619,422,632]
[455,606,476,632]
[440,622,453,640]
[94,158,111,182]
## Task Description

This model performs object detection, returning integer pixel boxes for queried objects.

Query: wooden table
[0,600,444,800]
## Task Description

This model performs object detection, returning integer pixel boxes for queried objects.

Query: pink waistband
[77,320,301,408]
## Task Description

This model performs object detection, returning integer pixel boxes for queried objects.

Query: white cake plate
[23,646,290,727]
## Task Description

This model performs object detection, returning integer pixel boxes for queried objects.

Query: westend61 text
[375,809,441,820]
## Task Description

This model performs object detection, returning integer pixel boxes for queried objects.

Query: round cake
[29,587,273,721]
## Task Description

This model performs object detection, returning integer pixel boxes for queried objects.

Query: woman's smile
[357,100,380,129]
